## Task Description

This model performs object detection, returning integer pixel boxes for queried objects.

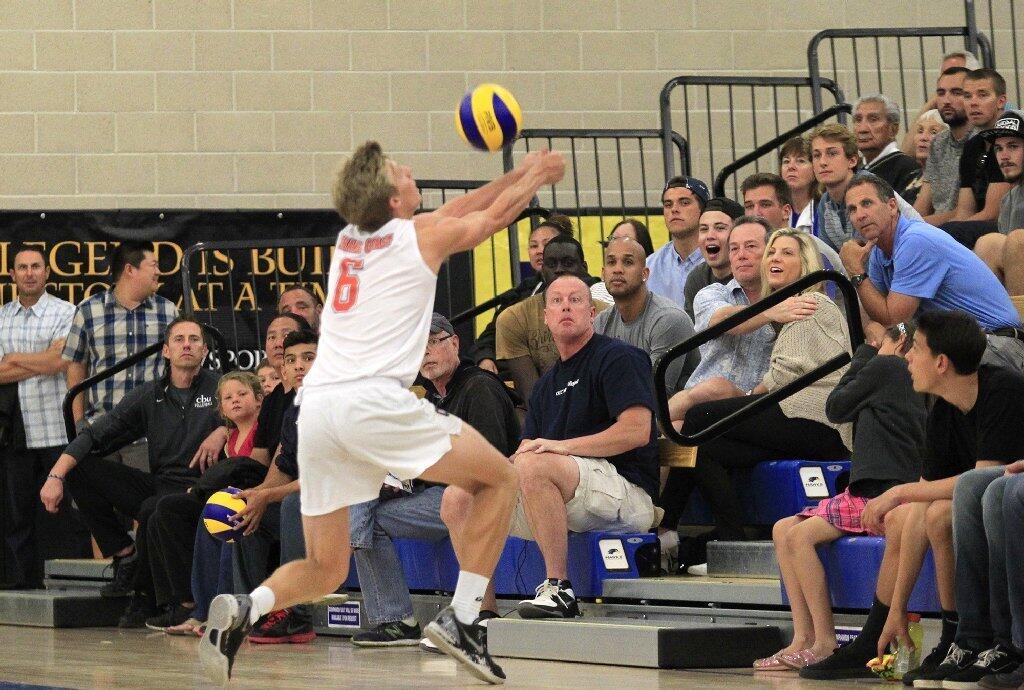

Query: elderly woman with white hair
[901,109,949,205]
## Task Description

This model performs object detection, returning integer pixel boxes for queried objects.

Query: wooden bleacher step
[488,617,784,669]
[706,541,779,579]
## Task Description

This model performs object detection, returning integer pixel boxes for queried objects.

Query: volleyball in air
[456,83,522,152]
[203,486,247,542]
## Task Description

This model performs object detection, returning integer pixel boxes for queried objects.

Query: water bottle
[893,613,925,678]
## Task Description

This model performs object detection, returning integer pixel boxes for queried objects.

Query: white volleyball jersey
[302,217,436,390]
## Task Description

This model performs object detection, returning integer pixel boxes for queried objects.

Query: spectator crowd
[2,50,1024,688]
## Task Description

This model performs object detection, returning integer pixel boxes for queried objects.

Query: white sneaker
[516,579,581,619]
[686,563,708,577]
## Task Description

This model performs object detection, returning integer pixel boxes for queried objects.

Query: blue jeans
[350,486,447,626]
[1003,473,1024,649]
[952,466,1012,649]
[191,528,234,621]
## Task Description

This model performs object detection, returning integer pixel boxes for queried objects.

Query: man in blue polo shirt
[838,172,1024,371]
[511,273,659,619]
[646,176,710,306]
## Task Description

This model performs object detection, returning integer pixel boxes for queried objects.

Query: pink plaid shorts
[797,488,877,535]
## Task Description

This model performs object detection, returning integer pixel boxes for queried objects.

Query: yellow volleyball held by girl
[203,486,247,543]
[456,83,523,152]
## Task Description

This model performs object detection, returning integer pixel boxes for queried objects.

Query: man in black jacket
[40,317,221,625]
[349,313,521,647]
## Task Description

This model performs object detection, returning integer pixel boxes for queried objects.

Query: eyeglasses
[425,334,454,349]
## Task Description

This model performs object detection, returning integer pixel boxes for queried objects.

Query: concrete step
[488,616,785,669]
[706,541,779,579]
[0,588,125,628]
[601,576,783,607]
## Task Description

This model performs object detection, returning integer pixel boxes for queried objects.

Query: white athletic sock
[249,585,276,625]
[451,571,489,625]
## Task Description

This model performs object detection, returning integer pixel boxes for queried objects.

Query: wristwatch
[850,273,869,287]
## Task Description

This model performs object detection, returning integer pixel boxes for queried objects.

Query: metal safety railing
[808,26,995,129]
[502,128,689,238]
[660,76,846,196]
[713,104,854,198]
[968,0,1023,106]
[654,271,864,447]
[61,323,232,444]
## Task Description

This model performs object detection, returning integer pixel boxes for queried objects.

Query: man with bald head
[506,274,659,619]
[595,236,698,396]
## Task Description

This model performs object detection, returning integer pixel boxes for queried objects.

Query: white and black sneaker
[517,579,580,619]
[198,594,254,685]
[423,605,505,685]
[913,642,978,688]
[421,610,498,655]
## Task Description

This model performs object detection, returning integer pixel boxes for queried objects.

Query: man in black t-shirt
[802,310,1024,682]
[941,68,1011,248]
[507,274,658,620]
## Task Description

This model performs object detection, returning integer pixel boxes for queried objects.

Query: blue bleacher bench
[348,532,657,598]
[780,536,941,613]
[679,459,851,526]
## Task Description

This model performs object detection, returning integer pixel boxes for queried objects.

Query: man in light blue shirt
[840,172,1024,371]
[646,176,709,306]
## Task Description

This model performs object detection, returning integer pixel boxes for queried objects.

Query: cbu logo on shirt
[195,394,214,408]
[554,379,580,396]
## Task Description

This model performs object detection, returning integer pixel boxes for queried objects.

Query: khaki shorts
[509,456,655,539]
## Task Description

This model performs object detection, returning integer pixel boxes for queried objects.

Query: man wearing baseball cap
[646,176,711,307]
[682,196,744,320]
[972,110,1024,294]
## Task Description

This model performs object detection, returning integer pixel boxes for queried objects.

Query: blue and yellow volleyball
[456,83,522,152]
[203,486,247,543]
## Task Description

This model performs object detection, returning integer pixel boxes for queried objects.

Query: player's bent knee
[440,485,472,529]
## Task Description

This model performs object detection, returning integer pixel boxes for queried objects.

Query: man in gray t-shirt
[922,126,974,215]
[971,110,1024,294]
[594,237,698,396]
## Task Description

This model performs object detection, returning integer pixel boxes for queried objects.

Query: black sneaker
[352,620,421,647]
[902,641,952,686]
[145,604,195,632]
[912,643,978,688]
[943,644,1022,689]
[424,605,505,685]
[517,579,580,619]
[118,593,157,629]
[978,661,1024,689]
[198,594,254,685]
[100,550,138,599]
[420,611,497,655]
[249,608,315,645]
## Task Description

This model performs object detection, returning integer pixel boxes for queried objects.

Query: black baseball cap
[979,110,1024,142]
[701,196,745,220]
[662,176,711,209]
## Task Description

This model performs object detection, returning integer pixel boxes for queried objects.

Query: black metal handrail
[807,26,996,117]
[62,323,233,443]
[654,270,864,447]
[712,103,854,197]
[659,75,846,183]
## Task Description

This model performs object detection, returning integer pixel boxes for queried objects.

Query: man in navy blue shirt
[509,274,659,619]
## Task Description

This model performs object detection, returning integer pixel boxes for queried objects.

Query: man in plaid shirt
[61,240,177,469]
[0,244,89,588]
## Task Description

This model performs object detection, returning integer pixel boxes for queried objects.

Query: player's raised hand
[520,148,547,171]
[538,151,566,185]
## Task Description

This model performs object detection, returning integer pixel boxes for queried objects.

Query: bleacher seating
[678,459,851,526]
[780,536,941,613]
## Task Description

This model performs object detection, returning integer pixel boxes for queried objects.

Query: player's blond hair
[332,141,396,232]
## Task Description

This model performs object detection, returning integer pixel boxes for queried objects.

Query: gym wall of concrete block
[0,0,968,210]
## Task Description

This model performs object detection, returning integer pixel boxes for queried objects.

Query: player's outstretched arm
[424,150,545,221]
[416,151,564,272]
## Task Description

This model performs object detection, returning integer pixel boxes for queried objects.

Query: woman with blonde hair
[663,228,853,575]
[901,109,949,205]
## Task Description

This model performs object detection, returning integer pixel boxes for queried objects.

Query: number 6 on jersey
[332,258,364,313]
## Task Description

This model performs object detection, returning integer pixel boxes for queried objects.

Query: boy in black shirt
[803,311,1024,682]
[510,275,659,619]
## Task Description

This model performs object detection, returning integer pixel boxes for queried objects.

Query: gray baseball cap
[430,313,455,335]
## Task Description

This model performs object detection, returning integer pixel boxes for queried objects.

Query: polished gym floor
[0,626,887,689]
